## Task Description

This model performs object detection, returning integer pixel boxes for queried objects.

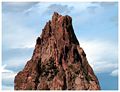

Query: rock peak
[52,12,60,18]
[52,12,72,24]
[40,12,79,46]
[14,12,100,90]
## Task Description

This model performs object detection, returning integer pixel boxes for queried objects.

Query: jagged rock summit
[14,12,100,90]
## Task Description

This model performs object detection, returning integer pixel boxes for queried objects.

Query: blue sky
[2,2,118,90]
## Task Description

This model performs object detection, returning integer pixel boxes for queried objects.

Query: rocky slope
[14,12,100,90]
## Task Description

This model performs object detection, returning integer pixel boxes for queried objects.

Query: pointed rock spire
[14,12,100,90]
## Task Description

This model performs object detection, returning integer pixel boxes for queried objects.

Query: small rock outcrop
[14,12,100,90]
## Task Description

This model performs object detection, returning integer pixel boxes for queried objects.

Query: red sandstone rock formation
[14,12,100,90]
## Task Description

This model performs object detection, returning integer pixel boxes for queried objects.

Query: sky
[2,2,118,90]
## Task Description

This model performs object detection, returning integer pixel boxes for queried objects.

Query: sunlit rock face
[14,12,100,90]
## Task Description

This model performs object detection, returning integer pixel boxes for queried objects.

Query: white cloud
[1,66,17,90]
[2,72,17,80]
[110,69,118,77]
[1,65,17,80]
[1,64,13,73]
[94,62,117,73]
[2,85,14,90]
[4,58,29,68]
[20,43,35,49]
[79,39,118,75]
[2,72,17,90]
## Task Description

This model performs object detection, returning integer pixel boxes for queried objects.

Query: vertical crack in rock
[14,12,100,90]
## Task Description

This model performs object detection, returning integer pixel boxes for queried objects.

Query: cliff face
[14,12,100,90]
